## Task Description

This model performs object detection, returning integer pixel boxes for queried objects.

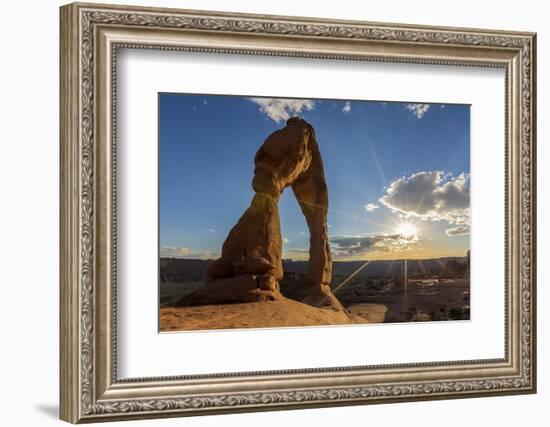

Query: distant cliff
[159,258,213,283]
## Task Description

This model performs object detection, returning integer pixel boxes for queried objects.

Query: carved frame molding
[60,2,536,423]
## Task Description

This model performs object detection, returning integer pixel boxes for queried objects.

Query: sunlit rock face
[179,117,344,312]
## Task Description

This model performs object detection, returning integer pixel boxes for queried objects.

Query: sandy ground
[347,304,388,323]
[339,278,470,322]
[160,299,387,332]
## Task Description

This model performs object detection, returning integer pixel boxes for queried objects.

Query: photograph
[158,94,471,332]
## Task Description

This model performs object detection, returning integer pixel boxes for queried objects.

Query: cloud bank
[160,246,219,259]
[160,246,191,257]
[330,233,418,257]
[380,171,470,226]
[248,98,315,122]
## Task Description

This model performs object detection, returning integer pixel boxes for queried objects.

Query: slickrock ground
[160,299,387,332]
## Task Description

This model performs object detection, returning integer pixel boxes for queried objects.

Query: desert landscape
[159,254,470,331]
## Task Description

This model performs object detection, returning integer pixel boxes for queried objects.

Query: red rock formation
[179,117,344,312]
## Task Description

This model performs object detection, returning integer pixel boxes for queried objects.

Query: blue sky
[159,94,470,261]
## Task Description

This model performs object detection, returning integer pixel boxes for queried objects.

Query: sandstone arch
[179,117,343,311]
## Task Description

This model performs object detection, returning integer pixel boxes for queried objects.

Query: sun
[396,222,418,240]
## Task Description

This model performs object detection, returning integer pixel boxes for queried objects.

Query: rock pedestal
[176,274,283,306]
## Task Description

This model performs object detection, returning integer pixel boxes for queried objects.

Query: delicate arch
[184,118,342,311]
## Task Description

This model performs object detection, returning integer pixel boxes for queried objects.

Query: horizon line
[160,254,468,262]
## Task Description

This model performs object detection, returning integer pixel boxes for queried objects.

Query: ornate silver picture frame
[60,2,536,423]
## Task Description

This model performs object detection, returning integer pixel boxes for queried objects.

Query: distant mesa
[178,117,344,313]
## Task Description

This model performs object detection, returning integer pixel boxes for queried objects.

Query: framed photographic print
[59,2,537,423]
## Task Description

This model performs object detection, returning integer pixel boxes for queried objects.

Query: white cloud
[380,171,470,225]
[248,97,315,122]
[283,237,290,244]
[160,246,191,257]
[446,226,470,237]
[342,101,351,113]
[364,203,379,212]
[405,103,431,119]
[208,228,216,233]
